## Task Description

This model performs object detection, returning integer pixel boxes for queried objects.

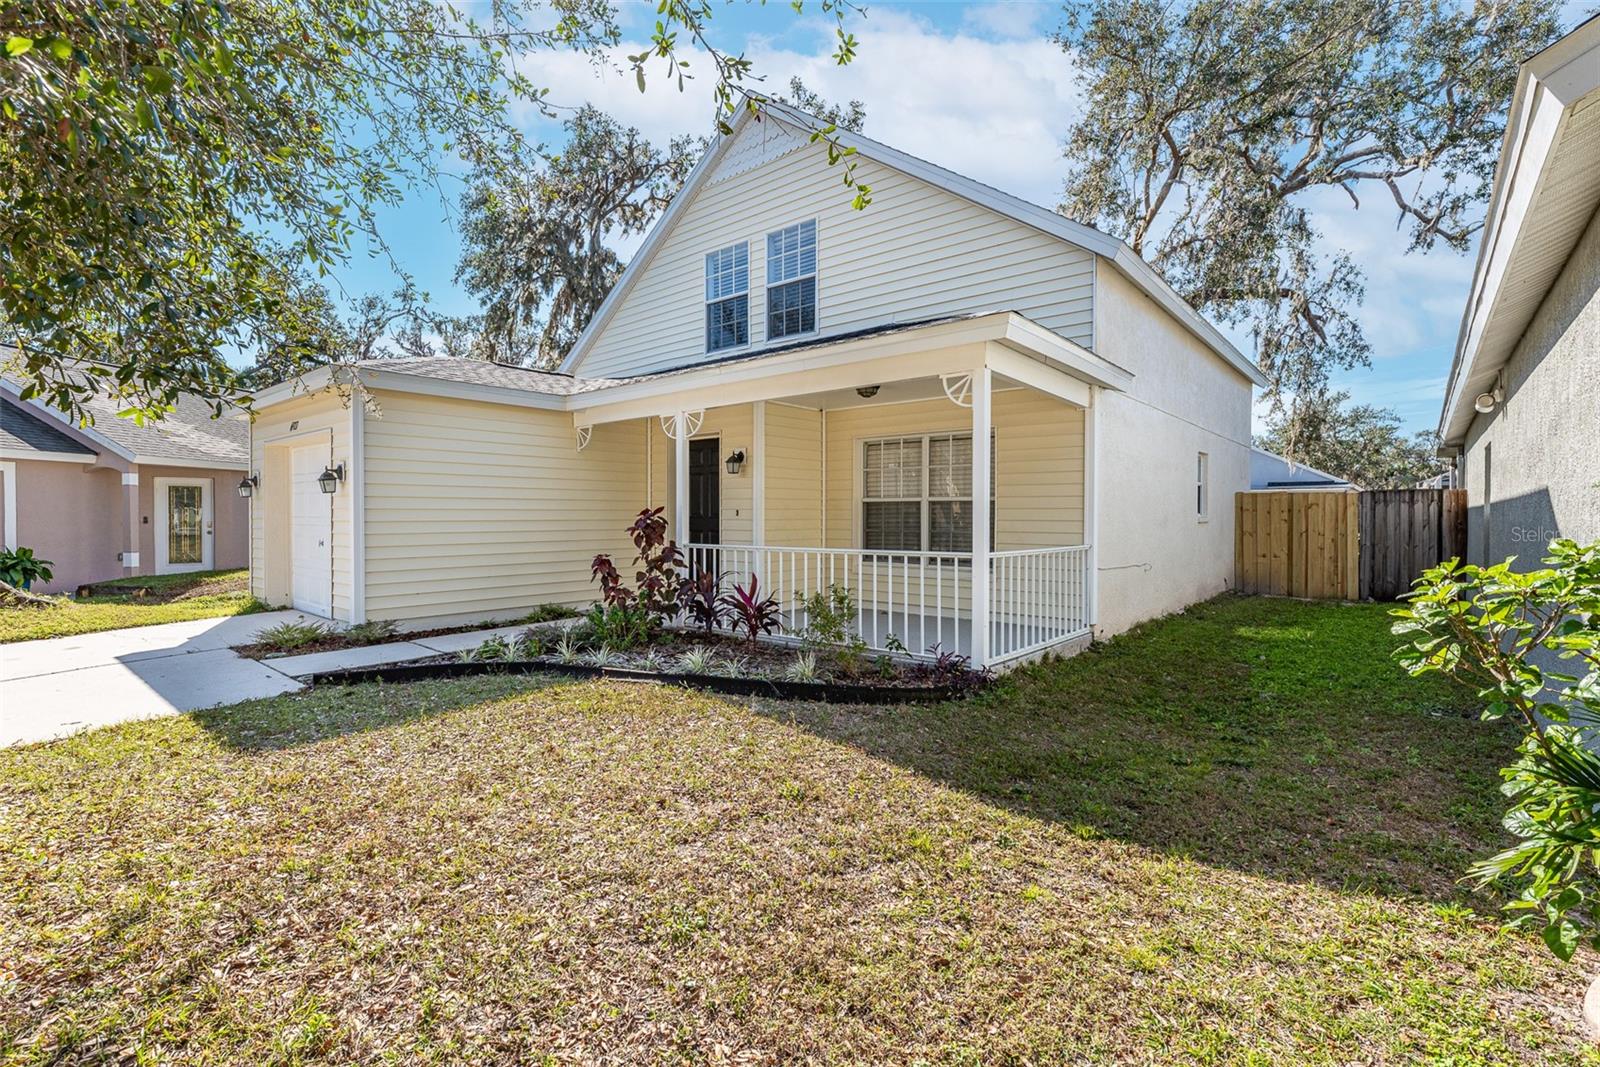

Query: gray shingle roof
[1,398,96,457]
[74,388,249,465]
[353,357,633,396]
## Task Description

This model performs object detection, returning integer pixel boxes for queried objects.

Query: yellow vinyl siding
[644,404,755,544]
[573,120,1095,379]
[362,390,646,626]
[820,391,1085,551]
[248,390,355,620]
[763,401,824,546]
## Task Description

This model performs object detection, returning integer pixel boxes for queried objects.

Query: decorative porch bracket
[575,425,592,452]
[659,410,705,440]
[940,373,973,408]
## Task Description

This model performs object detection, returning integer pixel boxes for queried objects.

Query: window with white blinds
[704,242,749,352]
[862,433,994,553]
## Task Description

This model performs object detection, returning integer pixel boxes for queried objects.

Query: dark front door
[689,437,721,546]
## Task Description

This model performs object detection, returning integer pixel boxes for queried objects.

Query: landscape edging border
[306,658,972,704]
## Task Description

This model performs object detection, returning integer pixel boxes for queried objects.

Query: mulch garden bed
[308,627,987,703]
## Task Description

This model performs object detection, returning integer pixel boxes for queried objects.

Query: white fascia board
[569,312,1127,424]
[355,369,567,411]
[248,365,340,408]
[997,314,1135,392]
[559,115,751,375]
[0,448,97,464]
[130,454,250,471]
[1438,16,1600,444]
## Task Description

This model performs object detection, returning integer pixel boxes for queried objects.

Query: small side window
[1196,451,1210,521]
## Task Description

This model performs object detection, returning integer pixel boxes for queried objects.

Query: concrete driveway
[0,611,318,747]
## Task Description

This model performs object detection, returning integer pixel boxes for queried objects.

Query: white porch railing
[987,545,1091,665]
[684,542,1091,667]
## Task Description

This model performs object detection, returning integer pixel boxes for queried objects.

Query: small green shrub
[784,652,819,682]
[1394,539,1600,960]
[0,546,54,589]
[343,620,397,645]
[524,603,579,624]
[554,634,583,664]
[253,620,334,651]
[467,635,514,662]
[798,584,854,650]
[586,644,619,667]
[579,603,653,650]
[678,646,715,674]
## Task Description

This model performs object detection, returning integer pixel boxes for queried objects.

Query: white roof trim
[566,311,1132,422]
[1438,15,1600,446]
[249,364,568,413]
[558,98,1265,389]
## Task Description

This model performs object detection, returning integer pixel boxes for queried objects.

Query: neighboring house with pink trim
[0,367,250,594]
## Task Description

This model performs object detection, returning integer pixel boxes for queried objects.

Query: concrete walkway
[1,616,556,748]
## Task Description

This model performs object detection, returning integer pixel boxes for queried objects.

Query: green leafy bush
[1393,539,1600,960]
[343,620,398,645]
[578,604,653,651]
[0,547,54,589]
[252,620,334,651]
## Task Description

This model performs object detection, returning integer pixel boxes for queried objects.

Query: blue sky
[330,0,1594,436]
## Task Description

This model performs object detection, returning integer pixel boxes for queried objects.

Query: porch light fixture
[725,449,746,476]
[236,472,259,499]
[855,384,880,398]
[317,463,345,494]
[1473,391,1497,414]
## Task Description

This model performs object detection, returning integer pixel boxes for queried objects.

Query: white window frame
[857,431,995,555]
[765,219,818,341]
[1196,451,1209,522]
[704,241,749,354]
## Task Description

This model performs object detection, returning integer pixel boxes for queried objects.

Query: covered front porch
[569,312,1131,668]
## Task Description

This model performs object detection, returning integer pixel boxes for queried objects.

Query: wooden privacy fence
[1235,491,1360,600]
[1235,488,1467,601]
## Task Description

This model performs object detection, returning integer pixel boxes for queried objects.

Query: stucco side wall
[136,465,250,574]
[362,391,647,628]
[1093,266,1254,636]
[1462,204,1600,566]
[9,459,123,593]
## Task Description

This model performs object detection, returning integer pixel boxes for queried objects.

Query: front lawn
[0,569,263,642]
[1,596,1590,1063]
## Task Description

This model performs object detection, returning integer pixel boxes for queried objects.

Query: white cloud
[961,1,1052,39]
[512,8,1082,207]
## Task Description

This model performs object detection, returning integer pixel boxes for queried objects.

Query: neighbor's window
[766,220,817,340]
[1196,451,1210,520]
[705,242,749,352]
[862,433,994,554]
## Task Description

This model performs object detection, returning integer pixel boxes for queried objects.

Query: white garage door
[290,443,333,617]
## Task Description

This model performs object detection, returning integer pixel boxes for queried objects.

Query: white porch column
[970,368,991,666]
[1084,387,1099,636]
[673,411,690,545]
[751,400,766,546]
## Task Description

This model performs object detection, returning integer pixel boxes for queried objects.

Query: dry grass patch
[0,597,1594,1064]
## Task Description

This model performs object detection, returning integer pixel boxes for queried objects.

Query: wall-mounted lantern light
[317,463,345,494]
[237,472,260,499]
[725,449,746,476]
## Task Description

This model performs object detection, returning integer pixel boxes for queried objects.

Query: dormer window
[766,220,817,340]
[705,242,749,353]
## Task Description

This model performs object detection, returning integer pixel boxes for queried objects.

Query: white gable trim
[1437,15,1600,446]
[560,100,1265,389]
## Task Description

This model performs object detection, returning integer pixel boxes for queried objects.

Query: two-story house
[245,99,1264,668]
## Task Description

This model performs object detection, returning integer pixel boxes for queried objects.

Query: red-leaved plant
[719,573,782,644]
[680,568,727,633]
[592,508,688,624]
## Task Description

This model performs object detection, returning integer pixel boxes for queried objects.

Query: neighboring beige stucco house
[247,100,1264,667]
[0,368,250,593]
[1438,16,1600,566]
